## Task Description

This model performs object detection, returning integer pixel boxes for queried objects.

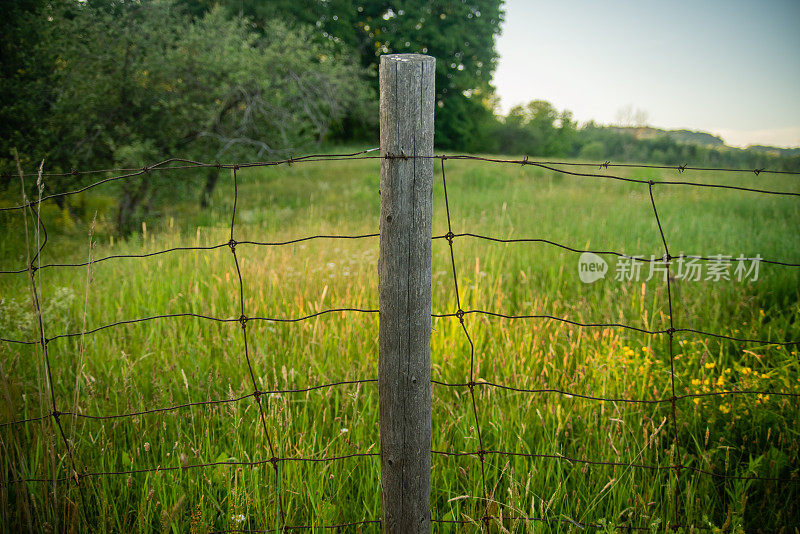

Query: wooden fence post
[378,53,435,533]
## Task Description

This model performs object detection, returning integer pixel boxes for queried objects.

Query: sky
[493,0,800,148]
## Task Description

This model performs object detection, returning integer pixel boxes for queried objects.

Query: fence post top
[380,53,435,64]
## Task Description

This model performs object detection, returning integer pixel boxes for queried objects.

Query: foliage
[178,0,505,149]
[1,0,372,232]
[489,103,800,172]
[0,0,70,177]
[493,100,577,157]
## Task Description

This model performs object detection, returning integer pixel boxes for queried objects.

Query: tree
[494,100,577,157]
[5,0,371,232]
[178,0,505,149]
[614,104,649,127]
[0,0,72,179]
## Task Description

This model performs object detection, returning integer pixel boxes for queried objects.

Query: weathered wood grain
[378,53,435,534]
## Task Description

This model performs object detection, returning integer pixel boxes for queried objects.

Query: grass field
[1,150,799,532]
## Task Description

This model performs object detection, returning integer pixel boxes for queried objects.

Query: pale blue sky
[493,0,800,147]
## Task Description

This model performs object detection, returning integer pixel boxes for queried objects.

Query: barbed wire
[1,150,798,530]
[3,152,799,214]
[8,150,799,179]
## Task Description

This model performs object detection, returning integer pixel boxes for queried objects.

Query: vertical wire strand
[648,181,681,528]
[441,158,490,528]
[229,166,286,528]
[19,177,90,529]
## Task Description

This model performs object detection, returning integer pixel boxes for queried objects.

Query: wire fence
[1,149,799,531]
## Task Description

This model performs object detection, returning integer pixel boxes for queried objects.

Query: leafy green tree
[4,0,371,232]
[0,0,71,180]
[178,0,504,149]
[494,100,577,157]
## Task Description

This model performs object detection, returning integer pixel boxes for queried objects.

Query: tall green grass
[1,153,799,532]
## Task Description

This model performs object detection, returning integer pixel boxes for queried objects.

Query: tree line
[2,0,796,232]
[487,101,800,172]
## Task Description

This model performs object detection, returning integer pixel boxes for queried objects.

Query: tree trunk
[116,176,149,234]
[199,166,220,208]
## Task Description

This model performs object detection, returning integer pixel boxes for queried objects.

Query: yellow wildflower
[704,362,716,369]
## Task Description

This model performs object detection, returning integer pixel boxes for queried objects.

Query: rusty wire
[430,154,799,532]
[1,151,798,531]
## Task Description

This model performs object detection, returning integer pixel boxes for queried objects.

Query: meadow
[1,150,799,533]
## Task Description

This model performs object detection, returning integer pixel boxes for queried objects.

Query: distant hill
[609,126,725,147]
[746,145,800,157]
